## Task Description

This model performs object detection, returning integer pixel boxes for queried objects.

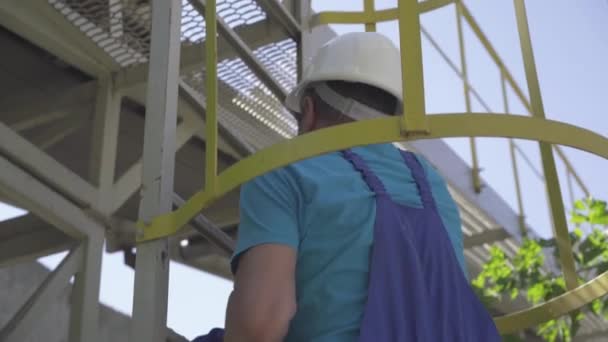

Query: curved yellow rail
[495,270,608,333]
[137,113,608,242]
[310,0,454,28]
[140,112,607,332]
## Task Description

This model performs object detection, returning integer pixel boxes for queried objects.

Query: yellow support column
[502,73,527,237]
[397,0,429,135]
[455,1,482,193]
[363,0,376,32]
[513,0,577,290]
[205,0,218,194]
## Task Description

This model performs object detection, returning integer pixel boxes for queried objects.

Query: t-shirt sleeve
[418,156,469,277]
[231,167,300,274]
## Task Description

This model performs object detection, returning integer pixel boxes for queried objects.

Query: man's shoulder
[243,152,346,191]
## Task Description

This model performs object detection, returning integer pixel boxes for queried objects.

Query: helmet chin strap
[312,83,386,121]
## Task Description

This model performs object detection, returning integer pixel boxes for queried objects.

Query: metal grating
[48,0,266,67]
[49,0,297,147]
[181,35,299,149]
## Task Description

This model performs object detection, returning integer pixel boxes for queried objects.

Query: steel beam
[121,79,246,159]
[89,76,122,214]
[178,239,227,260]
[112,82,251,216]
[10,111,73,133]
[0,246,83,342]
[0,82,97,128]
[513,0,577,291]
[0,121,98,208]
[0,156,105,240]
[111,119,199,213]
[30,114,83,150]
[255,0,301,39]
[173,194,235,256]
[295,0,313,81]
[463,228,510,249]
[130,0,182,340]
[0,214,73,267]
[68,236,103,342]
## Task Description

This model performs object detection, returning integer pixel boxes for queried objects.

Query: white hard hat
[285,32,403,113]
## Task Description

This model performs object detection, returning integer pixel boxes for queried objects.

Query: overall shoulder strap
[399,150,435,209]
[341,149,388,196]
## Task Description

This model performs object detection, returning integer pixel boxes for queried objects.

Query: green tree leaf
[471,197,608,341]
[570,213,588,224]
[574,199,586,211]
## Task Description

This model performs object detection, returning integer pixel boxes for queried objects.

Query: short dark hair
[301,80,398,123]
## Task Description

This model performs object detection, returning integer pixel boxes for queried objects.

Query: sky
[1,0,608,340]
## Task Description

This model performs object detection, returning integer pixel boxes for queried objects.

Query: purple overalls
[193,149,500,342]
[343,149,500,341]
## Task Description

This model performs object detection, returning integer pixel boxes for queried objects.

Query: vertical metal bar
[254,0,301,39]
[509,140,527,237]
[205,0,218,193]
[89,76,121,213]
[502,73,527,237]
[455,1,482,193]
[459,2,590,202]
[513,0,577,290]
[566,171,575,208]
[364,0,376,32]
[68,236,104,342]
[296,0,313,83]
[397,0,428,134]
[130,0,182,341]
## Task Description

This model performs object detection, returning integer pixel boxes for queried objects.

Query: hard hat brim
[285,75,403,114]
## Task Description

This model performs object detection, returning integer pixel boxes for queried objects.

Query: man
[221,32,500,341]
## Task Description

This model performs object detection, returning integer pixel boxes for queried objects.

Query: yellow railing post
[513,0,577,290]
[459,1,590,203]
[455,0,482,193]
[566,171,575,210]
[363,0,376,32]
[397,0,429,135]
[502,73,527,237]
[205,0,218,194]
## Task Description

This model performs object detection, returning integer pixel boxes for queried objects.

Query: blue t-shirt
[233,143,466,342]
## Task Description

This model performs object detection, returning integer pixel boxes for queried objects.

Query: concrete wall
[0,261,130,342]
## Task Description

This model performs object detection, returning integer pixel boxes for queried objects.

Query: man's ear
[298,96,317,134]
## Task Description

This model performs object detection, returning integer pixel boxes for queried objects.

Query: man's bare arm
[224,244,297,342]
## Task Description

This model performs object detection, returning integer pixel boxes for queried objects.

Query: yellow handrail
[513,0,577,290]
[455,1,482,193]
[398,0,429,134]
[137,113,608,242]
[204,0,218,193]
